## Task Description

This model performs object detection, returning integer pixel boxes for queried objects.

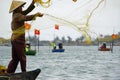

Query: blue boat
[52,49,65,52]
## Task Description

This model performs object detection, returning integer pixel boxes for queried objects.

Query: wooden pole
[38,35,39,52]
[97,37,100,50]
[34,34,36,51]
[111,40,114,53]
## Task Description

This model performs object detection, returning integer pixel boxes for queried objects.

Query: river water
[0,46,120,80]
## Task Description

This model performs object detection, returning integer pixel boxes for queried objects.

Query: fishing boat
[26,50,36,55]
[97,33,118,52]
[0,68,41,80]
[25,24,39,56]
[25,43,36,55]
[97,34,114,51]
[98,48,111,51]
[98,43,111,51]
[52,49,65,52]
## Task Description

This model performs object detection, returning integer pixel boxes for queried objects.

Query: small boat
[0,68,41,80]
[25,43,36,55]
[98,48,111,51]
[52,49,65,52]
[26,50,36,55]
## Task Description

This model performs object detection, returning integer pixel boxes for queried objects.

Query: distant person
[51,42,56,50]
[53,46,56,50]
[58,43,63,49]
[100,43,106,48]
[25,43,31,52]
[7,0,43,73]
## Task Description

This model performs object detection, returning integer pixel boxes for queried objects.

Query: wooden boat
[26,50,36,55]
[52,49,65,52]
[98,48,111,51]
[0,68,41,80]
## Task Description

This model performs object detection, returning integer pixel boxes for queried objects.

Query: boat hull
[0,69,40,80]
[98,48,111,51]
[52,49,65,52]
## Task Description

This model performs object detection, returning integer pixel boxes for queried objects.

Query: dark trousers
[7,41,26,73]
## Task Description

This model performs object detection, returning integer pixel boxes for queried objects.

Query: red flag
[55,24,59,30]
[34,29,40,35]
[111,34,118,39]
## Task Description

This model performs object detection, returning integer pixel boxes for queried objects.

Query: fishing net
[31,0,106,44]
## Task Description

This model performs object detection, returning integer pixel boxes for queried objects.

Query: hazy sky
[0,0,120,41]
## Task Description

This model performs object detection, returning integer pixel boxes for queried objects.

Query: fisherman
[6,0,43,73]
[25,43,31,52]
[25,40,31,52]
[58,43,63,49]
[50,42,56,50]
[100,42,106,48]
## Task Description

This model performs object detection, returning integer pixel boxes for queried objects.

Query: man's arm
[25,12,43,21]
[22,0,35,15]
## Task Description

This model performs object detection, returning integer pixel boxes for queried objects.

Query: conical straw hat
[9,0,26,13]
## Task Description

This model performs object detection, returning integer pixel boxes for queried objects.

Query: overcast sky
[0,0,120,41]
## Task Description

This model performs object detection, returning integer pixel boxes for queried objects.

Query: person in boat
[50,42,56,50]
[100,43,106,49]
[25,43,31,52]
[58,43,63,49]
[53,45,56,50]
[25,40,31,52]
[7,0,43,73]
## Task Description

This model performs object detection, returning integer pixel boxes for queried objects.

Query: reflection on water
[0,46,120,80]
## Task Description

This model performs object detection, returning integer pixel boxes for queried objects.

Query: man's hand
[35,12,44,17]
[32,0,37,4]
[33,0,38,3]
